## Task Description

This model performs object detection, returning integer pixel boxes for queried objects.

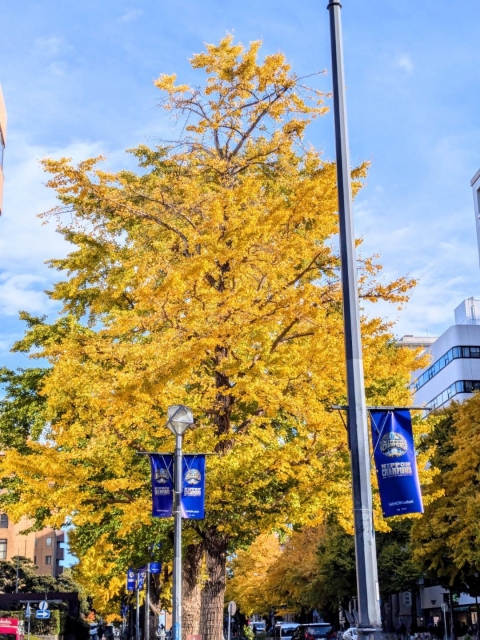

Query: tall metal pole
[172,434,183,640]
[327,1,381,634]
[136,582,140,640]
[145,566,151,640]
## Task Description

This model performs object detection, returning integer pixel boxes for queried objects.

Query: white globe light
[166,405,194,435]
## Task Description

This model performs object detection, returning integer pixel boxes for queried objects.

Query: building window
[34,556,37,564]
[0,514,8,528]
[45,556,52,565]
[428,380,480,409]
[46,537,52,546]
[412,346,480,392]
[0,540,7,560]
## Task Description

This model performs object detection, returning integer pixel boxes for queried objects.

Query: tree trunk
[200,532,228,640]
[183,542,204,640]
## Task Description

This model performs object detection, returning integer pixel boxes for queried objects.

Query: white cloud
[394,53,414,75]
[0,135,106,271]
[34,37,67,57]
[119,9,143,23]
[0,273,56,317]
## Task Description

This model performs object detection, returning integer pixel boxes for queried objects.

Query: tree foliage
[413,401,480,596]
[0,556,80,595]
[0,36,423,634]
[227,518,422,620]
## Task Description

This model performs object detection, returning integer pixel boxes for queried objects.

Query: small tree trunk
[183,542,204,640]
[200,532,228,640]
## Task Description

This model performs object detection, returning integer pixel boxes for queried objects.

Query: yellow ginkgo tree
[0,36,422,639]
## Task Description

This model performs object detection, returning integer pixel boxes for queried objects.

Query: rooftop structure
[396,335,437,349]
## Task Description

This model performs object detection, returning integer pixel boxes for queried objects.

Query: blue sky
[1,0,480,372]
[0,0,479,568]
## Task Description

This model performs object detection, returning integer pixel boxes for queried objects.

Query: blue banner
[150,454,174,518]
[137,571,145,590]
[370,409,423,518]
[180,455,206,520]
[127,568,136,591]
[149,562,161,574]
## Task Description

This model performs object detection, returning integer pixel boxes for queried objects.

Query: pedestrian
[98,624,105,640]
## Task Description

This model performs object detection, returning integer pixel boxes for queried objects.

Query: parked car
[291,624,336,640]
[341,629,357,640]
[253,622,267,635]
[273,623,300,640]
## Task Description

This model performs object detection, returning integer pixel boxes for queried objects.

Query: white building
[403,169,480,411]
[408,298,480,409]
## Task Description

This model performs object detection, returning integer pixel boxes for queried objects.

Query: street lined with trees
[0,35,460,639]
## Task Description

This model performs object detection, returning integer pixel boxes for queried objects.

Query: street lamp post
[136,580,140,640]
[166,405,195,640]
[326,1,382,636]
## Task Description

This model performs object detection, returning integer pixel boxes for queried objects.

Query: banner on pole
[150,454,174,518]
[127,569,136,591]
[370,409,423,518]
[181,455,206,520]
[149,562,161,574]
[137,571,145,590]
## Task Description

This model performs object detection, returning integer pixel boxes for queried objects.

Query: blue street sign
[127,568,136,591]
[149,562,161,574]
[39,601,49,611]
[36,610,50,619]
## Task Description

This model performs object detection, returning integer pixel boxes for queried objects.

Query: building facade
[410,298,480,410]
[0,513,65,577]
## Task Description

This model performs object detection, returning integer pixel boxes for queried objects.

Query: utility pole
[144,566,150,640]
[15,551,19,593]
[327,1,381,636]
[136,580,140,640]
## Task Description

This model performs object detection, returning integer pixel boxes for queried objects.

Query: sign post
[145,566,151,640]
[441,602,448,640]
[36,601,50,620]
[25,603,31,640]
[136,579,140,640]
[227,601,236,640]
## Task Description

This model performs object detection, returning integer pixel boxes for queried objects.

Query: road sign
[25,603,31,618]
[228,601,236,616]
[149,562,161,574]
[39,601,49,611]
[36,610,50,620]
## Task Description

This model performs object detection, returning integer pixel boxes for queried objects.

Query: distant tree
[0,556,81,594]
[227,534,282,616]
[413,402,480,597]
